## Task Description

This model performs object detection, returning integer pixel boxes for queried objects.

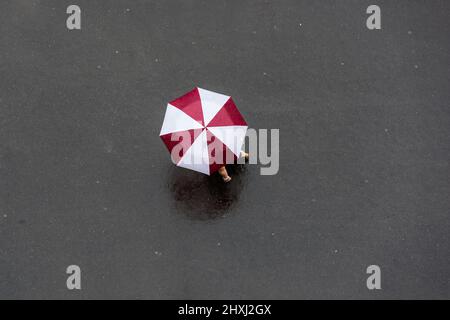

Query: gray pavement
[1,0,450,299]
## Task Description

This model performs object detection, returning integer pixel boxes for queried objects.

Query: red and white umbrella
[160,87,247,175]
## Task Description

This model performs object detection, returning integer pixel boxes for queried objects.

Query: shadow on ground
[168,164,248,221]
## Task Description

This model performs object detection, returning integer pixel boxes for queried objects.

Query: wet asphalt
[1,0,450,299]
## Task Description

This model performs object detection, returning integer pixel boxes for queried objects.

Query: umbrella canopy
[160,87,248,175]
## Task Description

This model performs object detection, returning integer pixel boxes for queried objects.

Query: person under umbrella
[160,87,249,182]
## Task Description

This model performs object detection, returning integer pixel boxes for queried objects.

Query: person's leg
[218,166,231,182]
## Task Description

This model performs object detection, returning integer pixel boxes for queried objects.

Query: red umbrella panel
[160,87,248,175]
